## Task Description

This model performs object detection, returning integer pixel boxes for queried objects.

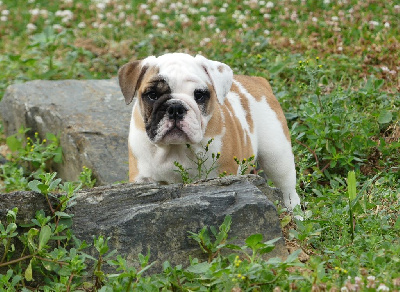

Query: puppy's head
[118,53,233,144]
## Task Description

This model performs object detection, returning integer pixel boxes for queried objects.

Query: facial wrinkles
[170,93,203,142]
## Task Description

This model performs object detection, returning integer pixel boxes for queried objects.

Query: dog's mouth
[161,122,189,144]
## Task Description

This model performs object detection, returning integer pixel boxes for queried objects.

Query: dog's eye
[143,90,158,101]
[194,89,210,103]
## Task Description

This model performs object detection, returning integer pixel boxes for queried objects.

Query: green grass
[0,0,399,290]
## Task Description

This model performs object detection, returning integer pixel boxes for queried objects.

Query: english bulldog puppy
[118,53,301,211]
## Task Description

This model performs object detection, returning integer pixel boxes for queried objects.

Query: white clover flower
[384,22,390,28]
[40,9,48,17]
[206,15,216,24]
[263,13,271,19]
[249,0,258,9]
[200,37,211,46]
[367,276,376,281]
[56,10,73,20]
[118,12,126,20]
[1,9,9,15]
[381,66,389,72]
[0,15,7,21]
[369,20,379,27]
[27,0,35,3]
[219,7,226,13]
[151,15,160,21]
[264,29,270,35]
[266,1,274,8]
[188,7,199,14]
[96,3,106,10]
[377,284,390,291]
[53,24,63,31]
[332,16,339,21]
[200,7,207,12]
[312,16,318,22]
[324,0,330,3]
[340,287,349,292]
[27,23,37,31]
[78,21,86,28]
[179,14,190,24]
[28,8,38,16]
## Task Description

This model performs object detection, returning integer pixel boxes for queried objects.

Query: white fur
[128,53,300,211]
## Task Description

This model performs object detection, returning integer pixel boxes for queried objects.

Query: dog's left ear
[118,60,148,105]
[195,55,233,104]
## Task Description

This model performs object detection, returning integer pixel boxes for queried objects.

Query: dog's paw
[284,192,303,220]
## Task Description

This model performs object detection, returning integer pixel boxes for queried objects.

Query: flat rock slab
[0,79,130,184]
[0,175,287,273]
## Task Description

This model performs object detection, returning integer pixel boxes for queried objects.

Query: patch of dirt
[280,212,312,263]
[383,123,400,143]
[74,38,133,59]
[361,123,400,176]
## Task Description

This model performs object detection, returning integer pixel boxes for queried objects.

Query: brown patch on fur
[204,84,223,137]
[230,82,254,133]
[205,103,223,138]
[133,105,145,130]
[128,144,139,182]
[218,99,254,174]
[234,75,291,142]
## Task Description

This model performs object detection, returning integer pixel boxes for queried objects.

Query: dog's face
[118,53,233,144]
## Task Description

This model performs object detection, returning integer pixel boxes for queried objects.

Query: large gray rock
[0,175,287,272]
[0,79,130,185]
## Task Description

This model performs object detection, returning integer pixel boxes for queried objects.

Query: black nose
[167,103,187,120]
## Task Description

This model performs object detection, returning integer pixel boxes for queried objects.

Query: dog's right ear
[118,60,148,105]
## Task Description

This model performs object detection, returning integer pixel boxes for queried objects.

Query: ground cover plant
[0,0,399,290]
